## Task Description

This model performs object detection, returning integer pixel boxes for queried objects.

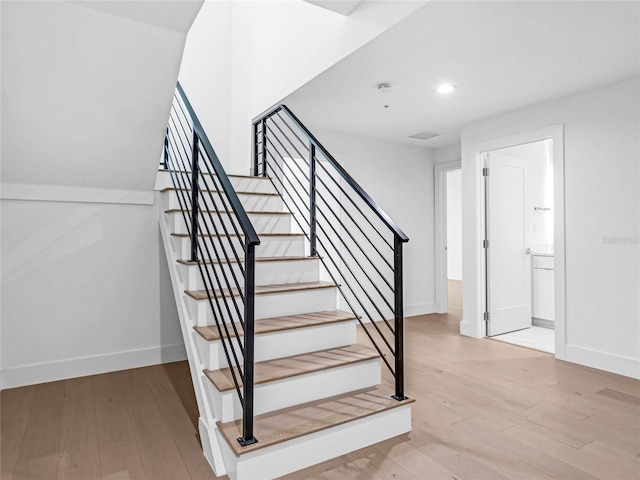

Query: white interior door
[485,152,531,336]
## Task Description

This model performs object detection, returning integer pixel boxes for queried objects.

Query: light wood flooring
[2,292,639,479]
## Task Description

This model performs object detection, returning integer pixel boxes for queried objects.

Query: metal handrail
[165,83,259,446]
[252,105,409,401]
[253,105,409,243]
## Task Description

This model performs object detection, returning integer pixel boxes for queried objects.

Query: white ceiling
[303,1,365,16]
[284,1,640,148]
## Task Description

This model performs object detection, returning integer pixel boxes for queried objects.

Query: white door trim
[434,160,462,313]
[465,125,566,360]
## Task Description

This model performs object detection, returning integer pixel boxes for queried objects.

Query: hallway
[3,305,638,479]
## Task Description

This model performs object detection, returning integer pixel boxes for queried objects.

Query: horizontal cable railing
[164,83,259,446]
[252,105,409,401]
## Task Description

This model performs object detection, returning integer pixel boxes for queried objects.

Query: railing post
[189,130,200,262]
[238,243,258,447]
[252,123,259,177]
[392,235,407,401]
[261,118,267,177]
[309,143,317,256]
[163,127,169,169]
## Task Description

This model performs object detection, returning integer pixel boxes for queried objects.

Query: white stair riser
[187,287,338,326]
[204,358,381,422]
[166,211,292,235]
[170,235,305,261]
[193,321,357,370]
[218,405,412,480]
[177,259,319,290]
[163,191,283,213]
[156,172,276,195]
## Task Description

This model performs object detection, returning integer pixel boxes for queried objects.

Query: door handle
[525,248,532,255]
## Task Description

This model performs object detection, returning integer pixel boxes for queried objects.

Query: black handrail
[252,105,409,401]
[254,104,409,243]
[165,83,259,446]
[177,83,260,247]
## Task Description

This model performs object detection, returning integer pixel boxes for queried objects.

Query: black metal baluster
[163,127,169,169]
[261,118,267,177]
[309,143,317,256]
[239,242,258,447]
[253,122,259,176]
[189,130,200,262]
[392,235,407,401]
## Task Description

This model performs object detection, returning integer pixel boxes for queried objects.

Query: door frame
[469,125,566,359]
[434,160,462,313]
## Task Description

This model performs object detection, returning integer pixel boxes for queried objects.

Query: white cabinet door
[532,266,555,321]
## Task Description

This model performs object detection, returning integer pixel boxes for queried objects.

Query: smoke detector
[377,83,392,93]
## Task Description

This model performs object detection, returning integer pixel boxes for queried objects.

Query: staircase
[156,84,413,479]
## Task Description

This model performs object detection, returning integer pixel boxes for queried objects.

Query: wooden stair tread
[185,281,334,301]
[204,344,377,392]
[176,256,318,266]
[164,208,290,215]
[194,310,357,341]
[217,386,414,454]
[161,187,279,196]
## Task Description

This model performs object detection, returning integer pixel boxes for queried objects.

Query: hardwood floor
[2,307,639,479]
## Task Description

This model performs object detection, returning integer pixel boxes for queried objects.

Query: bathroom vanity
[531,251,555,328]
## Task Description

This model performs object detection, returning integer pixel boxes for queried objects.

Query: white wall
[0,198,184,389]
[446,169,462,280]
[461,76,640,378]
[178,0,232,170]
[0,1,202,388]
[179,0,427,174]
[1,1,201,194]
[312,128,435,317]
[492,140,554,249]
[434,144,461,165]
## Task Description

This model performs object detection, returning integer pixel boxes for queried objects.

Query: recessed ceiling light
[436,84,455,94]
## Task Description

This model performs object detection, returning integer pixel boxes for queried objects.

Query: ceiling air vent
[408,130,440,141]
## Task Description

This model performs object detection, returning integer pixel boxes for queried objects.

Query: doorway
[458,125,565,359]
[483,140,555,353]
[446,169,463,318]
[434,160,463,317]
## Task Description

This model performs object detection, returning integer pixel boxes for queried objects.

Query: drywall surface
[434,144,461,165]
[311,128,435,317]
[446,169,462,280]
[178,0,232,170]
[179,0,427,174]
[0,199,184,389]
[461,76,640,378]
[492,140,554,248]
[1,0,201,194]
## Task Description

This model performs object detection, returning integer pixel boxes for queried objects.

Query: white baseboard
[350,303,436,322]
[564,344,640,380]
[447,273,463,281]
[406,302,436,317]
[459,319,482,338]
[1,343,187,390]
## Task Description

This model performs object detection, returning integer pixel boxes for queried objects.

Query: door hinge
[484,311,490,322]
[482,167,489,176]
[483,239,489,248]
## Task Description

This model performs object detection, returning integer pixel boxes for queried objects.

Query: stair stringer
[156,191,229,477]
